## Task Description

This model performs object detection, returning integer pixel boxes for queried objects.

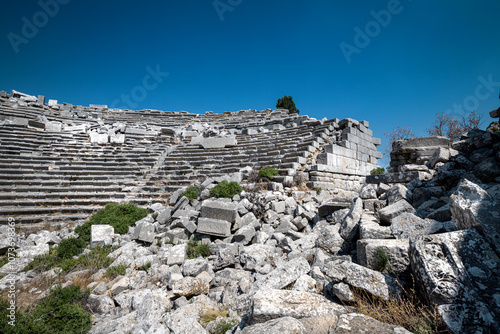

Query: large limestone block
[191,135,237,148]
[409,229,500,333]
[359,213,392,239]
[318,198,353,217]
[378,200,416,224]
[323,260,402,300]
[241,316,307,334]
[197,217,231,237]
[240,244,275,270]
[392,136,451,153]
[339,198,363,241]
[132,221,155,243]
[315,224,344,255]
[335,313,412,334]
[250,289,346,323]
[386,184,411,205]
[200,199,239,223]
[450,179,500,256]
[390,212,454,239]
[90,224,114,247]
[357,239,410,276]
[255,257,310,290]
[166,244,187,265]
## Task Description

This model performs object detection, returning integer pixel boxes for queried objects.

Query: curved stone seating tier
[0,95,382,224]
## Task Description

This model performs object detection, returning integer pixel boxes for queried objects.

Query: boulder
[132,221,155,243]
[197,217,231,237]
[315,224,344,255]
[166,244,187,265]
[255,257,310,290]
[250,289,346,323]
[323,260,402,300]
[450,179,500,256]
[200,199,239,223]
[240,244,276,270]
[386,184,410,205]
[359,184,377,199]
[339,198,363,241]
[335,313,412,334]
[241,316,307,334]
[357,239,410,276]
[318,198,352,217]
[171,277,209,297]
[378,200,416,224]
[359,213,392,239]
[409,229,500,333]
[90,224,114,247]
[390,213,454,239]
[210,242,240,270]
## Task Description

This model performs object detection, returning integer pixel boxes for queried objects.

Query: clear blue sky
[1,0,499,165]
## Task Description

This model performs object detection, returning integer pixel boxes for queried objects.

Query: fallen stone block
[196,217,231,237]
[409,229,500,333]
[210,242,240,270]
[450,178,500,256]
[323,260,402,300]
[132,221,155,243]
[255,257,311,290]
[250,289,346,323]
[90,224,114,247]
[359,213,393,239]
[200,200,239,223]
[359,184,377,199]
[335,313,412,334]
[166,244,187,265]
[386,184,411,205]
[378,200,416,224]
[357,239,410,276]
[318,198,353,217]
[191,135,237,148]
[315,224,344,255]
[339,198,363,241]
[171,277,209,297]
[390,212,454,239]
[241,316,307,334]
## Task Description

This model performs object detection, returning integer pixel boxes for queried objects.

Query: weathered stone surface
[132,221,155,243]
[359,184,377,199]
[450,179,500,255]
[335,313,412,334]
[318,198,352,217]
[386,184,410,205]
[233,224,256,245]
[331,282,355,302]
[164,310,206,334]
[182,257,209,277]
[378,200,416,224]
[315,224,344,255]
[359,213,392,239]
[241,316,307,334]
[166,244,187,265]
[256,257,310,290]
[339,198,363,241]
[357,239,410,276]
[323,260,402,300]
[366,171,429,184]
[197,217,231,237]
[250,289,346,323]
[191,135,237,148]
[210,242,239,269]
[90,224,114,247]
[390,213,454,239]
[200,199,239,223]
[409,229,500,333]
[240,244,275,270]
[171,277,209,297]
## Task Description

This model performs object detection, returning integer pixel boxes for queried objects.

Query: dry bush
[351,277,445,334]
[199,307,229,327]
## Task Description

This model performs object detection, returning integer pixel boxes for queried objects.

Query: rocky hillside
[0,92,499,333]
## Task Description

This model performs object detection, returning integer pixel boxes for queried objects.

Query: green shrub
[106,264,127,279]
[138,262,151,272]
[24,245,113,274]
[212,318,238,334]
[181,186,201,201]
[276,95,300,114]
[57,237,86,259]
[370,167,386,175]
[0,285,92,333]
[258,167,279,180]
[209,181,242,198]
[187,240,211,259]
[375,247,391,272]
[75,202,148,242]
